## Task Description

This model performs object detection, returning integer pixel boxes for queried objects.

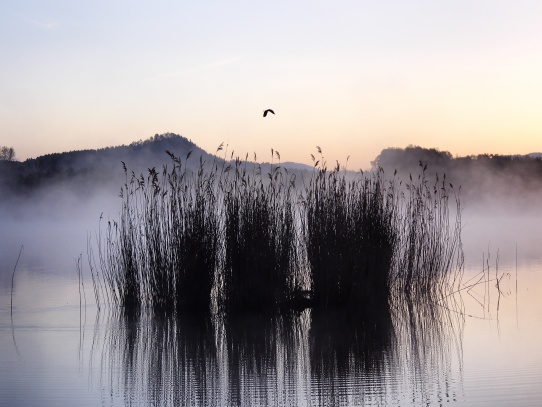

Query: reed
[11,245,24,318]
[392,166,463,297]
[173,160,221,311]
[302,159,399,312]
[97,154,221,312]
[221,157,297,313]
[302,156,462,312]
[95,150,462,314]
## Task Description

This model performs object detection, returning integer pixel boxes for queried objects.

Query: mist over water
[370,145,542,266]
[0,185,121,281]
[1,140,541,406]
[3,137,540,257]
[461,208,542,266]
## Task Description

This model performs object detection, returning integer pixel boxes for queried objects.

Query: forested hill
[372,146,542,211]
[1,136,541,211]
[0,133,214,198]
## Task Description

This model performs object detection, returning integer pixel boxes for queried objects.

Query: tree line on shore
[1,135,541,210]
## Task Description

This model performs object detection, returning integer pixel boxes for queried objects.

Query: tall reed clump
[302,155,400,312]
[168,155,221,311]
[221,155,297,313]
[98,153,221,312]
[302,156,462,312]
[391,164,463,297]
[95,147,462,315]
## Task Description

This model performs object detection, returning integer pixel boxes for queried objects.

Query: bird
[263,109,275,117]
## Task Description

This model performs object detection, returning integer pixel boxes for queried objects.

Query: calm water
[1,214,541,406]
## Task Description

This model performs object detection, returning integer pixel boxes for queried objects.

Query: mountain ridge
[1,134,541,213]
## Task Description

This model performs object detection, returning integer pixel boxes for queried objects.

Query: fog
[0,185,120,287]
[373,146,542,212]
[1,140,541,287]
[370,145,542,264]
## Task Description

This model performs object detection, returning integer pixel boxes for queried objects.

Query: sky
[1,0,541,169]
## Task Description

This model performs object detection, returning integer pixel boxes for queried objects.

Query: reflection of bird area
[263,109,275,117]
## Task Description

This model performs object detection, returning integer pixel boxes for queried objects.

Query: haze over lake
[3,1,542,404]
[1,136,541,406]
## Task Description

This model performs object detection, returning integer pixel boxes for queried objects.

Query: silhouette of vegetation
[303,158,399,312]
[222,156,297,313]
[96,150,299,313]
[5,136,533,313]
[93,146,463,315]
[0,146,16,161]
[372,145,542,210]
[98,154,221,312]
[303,154,462,313]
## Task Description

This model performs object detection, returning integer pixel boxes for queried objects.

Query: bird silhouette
[263,109,275,117]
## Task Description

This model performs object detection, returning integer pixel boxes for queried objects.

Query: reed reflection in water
[94,309,219,406]
[88,293,464,406]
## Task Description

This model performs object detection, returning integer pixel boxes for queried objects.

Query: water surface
[0,216,541,406]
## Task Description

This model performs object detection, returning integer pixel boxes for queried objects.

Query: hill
[0,133,215,198]
[1,136,541,214]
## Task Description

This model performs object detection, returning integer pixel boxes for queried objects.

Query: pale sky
[1,0,541,169]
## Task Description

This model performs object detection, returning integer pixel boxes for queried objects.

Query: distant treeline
[1,135,541,209]
[372,146,542,210]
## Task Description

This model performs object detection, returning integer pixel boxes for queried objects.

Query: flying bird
[263,109,275,117]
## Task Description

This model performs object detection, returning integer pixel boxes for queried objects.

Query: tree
[0,146,16,161]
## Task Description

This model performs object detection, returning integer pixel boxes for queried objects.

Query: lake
[0,211,541,406]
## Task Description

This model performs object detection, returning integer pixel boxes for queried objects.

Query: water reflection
[309,308,393,406]
[89,296,464,406]
[391,292,465,404]
[93,309,219,406]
